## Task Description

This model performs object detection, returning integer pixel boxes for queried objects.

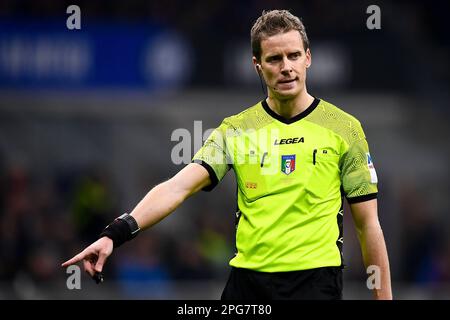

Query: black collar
[262,97,320,124]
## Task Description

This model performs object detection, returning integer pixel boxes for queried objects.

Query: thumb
[94,252,108,273]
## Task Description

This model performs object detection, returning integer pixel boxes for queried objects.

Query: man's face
[254,30,311,100]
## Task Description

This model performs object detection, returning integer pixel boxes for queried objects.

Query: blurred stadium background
[0,0,449,299]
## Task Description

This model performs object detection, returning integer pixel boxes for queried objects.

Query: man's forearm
[127,163,211,231]
[129,179,187,231]
[357,224,392,300]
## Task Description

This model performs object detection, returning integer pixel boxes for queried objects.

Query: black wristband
[99,213,140,248]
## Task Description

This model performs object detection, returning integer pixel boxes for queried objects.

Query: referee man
[62,9,392,300]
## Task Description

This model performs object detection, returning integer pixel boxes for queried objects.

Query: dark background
[0,0,449,299]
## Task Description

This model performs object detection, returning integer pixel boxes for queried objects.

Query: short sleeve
[192,121,231,191]
[341,124,378,204]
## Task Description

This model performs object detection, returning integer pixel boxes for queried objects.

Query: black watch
[116,213,140,238]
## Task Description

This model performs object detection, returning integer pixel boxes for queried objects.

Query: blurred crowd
[0,163,235,298]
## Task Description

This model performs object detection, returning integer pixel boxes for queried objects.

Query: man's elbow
[355,220,383,239]
[162,178,191,204]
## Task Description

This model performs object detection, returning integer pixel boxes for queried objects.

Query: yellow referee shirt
[193,98,378,272]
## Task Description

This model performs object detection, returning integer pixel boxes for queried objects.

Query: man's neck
[266,90,315,120]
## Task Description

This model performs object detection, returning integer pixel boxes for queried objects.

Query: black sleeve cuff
[346,192,378,204]
[192,160,219,192]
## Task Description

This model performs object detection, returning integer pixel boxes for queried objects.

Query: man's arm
[350,199,392,300]
[130,162,211,230]
[61,162,211,275]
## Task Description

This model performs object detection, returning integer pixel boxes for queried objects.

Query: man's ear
[305,48,311,68]
[252,56,261,73]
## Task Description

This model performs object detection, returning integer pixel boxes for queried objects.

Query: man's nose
[280,57,293,73]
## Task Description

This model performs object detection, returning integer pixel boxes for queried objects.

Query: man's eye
[267,57,281,63]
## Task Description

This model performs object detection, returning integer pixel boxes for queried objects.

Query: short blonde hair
[251,10,310,61]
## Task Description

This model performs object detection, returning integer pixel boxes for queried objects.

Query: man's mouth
[278,78,297,84]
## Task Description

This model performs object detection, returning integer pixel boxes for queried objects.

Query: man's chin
[272,88,299,100]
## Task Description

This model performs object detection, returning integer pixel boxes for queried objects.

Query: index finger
[61,252,86,268]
